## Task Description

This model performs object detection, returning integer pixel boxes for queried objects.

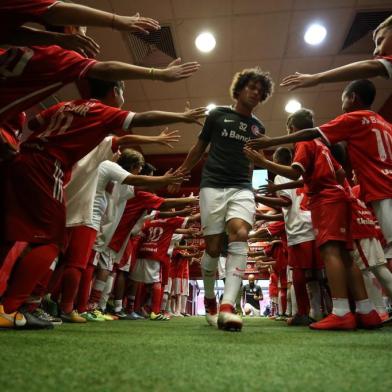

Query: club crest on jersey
[251,125,261,136]
[239,122,247,132]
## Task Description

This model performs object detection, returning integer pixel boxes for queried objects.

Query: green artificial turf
[1,317,392,392]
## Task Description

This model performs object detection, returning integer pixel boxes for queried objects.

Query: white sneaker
[218,304,243,331]
[204,297,218,327]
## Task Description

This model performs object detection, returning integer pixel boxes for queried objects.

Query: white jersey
[93,181,135,254]
[274,175,315,246]
[168,233,184,258]
[65,136,115,227]
[90,160,131,231]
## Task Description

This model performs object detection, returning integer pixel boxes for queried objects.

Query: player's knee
[229,227,249,242]
[205,247,220,258]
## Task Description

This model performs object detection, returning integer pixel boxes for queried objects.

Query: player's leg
[372,199,392,258]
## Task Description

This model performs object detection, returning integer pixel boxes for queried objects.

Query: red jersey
[138,217,188,264]
[108,192,165,253]
[0,0,56,40]
[21,99,134,169]
[345,182,377,240]
[318,111,392,203]
[292,139,346,206]
[0,46,96,123]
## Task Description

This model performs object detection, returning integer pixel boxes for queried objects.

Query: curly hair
[230,67,274,103]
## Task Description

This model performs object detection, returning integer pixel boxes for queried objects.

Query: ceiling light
[195,32,216,53]
[285,99,301,113]
[206,103,216,114]
[304,23,327,45]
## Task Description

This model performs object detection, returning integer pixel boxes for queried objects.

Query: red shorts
[310,200,352,249]
[62,226,97,269]
[3,152,66,245]
[272,242,288,272]
[288,240,324,269]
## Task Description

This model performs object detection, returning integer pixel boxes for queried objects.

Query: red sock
[60,266,82,314]
[76,264,95,313]
[279,288,287,315]
[2,244,59,313]
[0,241,28,296]
[151,282,162,314]
[293,269,310,316]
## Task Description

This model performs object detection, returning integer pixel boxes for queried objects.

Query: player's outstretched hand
[243,147,267,167]
[258,180,278,195]
[156,128,180,148]
[159,58,200,82]
[245,135,273,149]
[181,101,206,126]
[280,72,319,91]
[58,33,100,58]
[162,168,189,185]
[114,13,160,34]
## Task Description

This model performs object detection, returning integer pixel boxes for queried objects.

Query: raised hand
[258,180,278,195]
[159,58,200,81]
[245,135,272,149]
[182,102,206,126]
[156,128,180,148]
[161,168,189,185]
[114,13,160,34]
[243,147,267,167]
[58,33,100,58]
[280,72,319,91]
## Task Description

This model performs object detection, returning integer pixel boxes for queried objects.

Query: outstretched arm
[280,60,388,91]
[43,3,160,34]
[2,27,100,57]
[255,194,291,208]
[87,58,200,83]
[244,148,302,180]
[116,128,180,150]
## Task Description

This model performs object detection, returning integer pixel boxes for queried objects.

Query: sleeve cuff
[291,162,305,173]
[377,59,392,79]
[123,112,135,131]
[316,127,331,145]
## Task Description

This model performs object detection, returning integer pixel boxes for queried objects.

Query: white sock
[93,279,106,292]
[307,280,323,319]
[180,295,187,313]
[99,275,114,311]
[114,299,123,312]
[332,298,351,317]
[290,285,297,316]
[371,265,392,300]
[221,242,248,307]
[355,298,374,315]
[201,252,218,299]
[362,270,386,314]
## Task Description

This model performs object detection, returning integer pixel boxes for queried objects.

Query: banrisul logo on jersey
[251,125,262,136]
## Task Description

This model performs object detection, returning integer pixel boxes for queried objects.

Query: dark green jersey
[199,106,265,189]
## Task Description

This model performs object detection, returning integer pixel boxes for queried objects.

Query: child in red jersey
[247,79,392,260]
[131,214,200,321]
[280,15,392,90]
[245,109,381,330]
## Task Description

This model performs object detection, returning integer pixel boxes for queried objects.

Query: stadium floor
[1,317,391,392]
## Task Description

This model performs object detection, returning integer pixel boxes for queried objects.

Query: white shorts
[372,198,392,257]
[199,187,255,236]
[351,238,387,271]
[218,256,227,279]
[96,250,115,271]
[164,277,172,294]
[173,278,189,296]
[243,303,260,316]
[131,258,161,283]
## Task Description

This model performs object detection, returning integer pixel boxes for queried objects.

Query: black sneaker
[41,295,59,317]
[114,309,138,320]
[287,314,314,326]
[33,308,62,326]
[18,308,54,330]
